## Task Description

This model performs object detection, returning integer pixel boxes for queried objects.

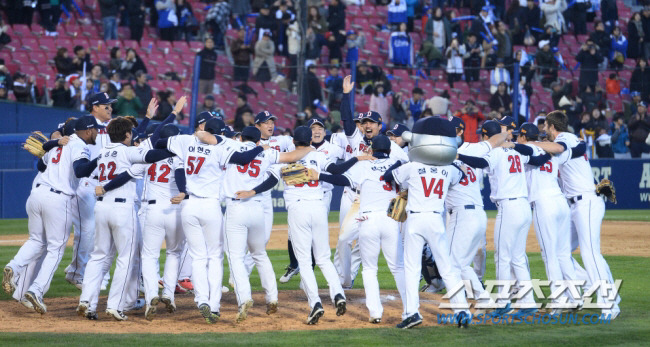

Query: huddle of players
[3,80,620,327]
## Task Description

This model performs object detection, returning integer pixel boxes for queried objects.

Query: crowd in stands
[0,0,649,158]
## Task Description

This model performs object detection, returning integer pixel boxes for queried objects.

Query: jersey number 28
[508,155,522,173]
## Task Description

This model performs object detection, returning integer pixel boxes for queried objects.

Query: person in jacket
[229,0,251,29]
[627,12,644,60]
[490,59,511,93]
[405,0,418,32]
[126,0,145,42]
[100,0,119,40]
[253,31,279,81]
[601,0,619,33]
[446,38,465,87]
[369,82,390,122]
[576,41,604,91]
[308,5,327,35]
[206,0,230,49]
[425,7,452,53]
[489,82,512,114]
[628,102,650,157]
[197,37,217,94]
[389,23,413,67]
[155,0,178,41]
[463,33,482,83]
[231,29,253,82]
[536,40,557,88]
[540,0,566,34]
[610,113,631,158]
[609,27,628,69]
[113,84,144,117]
[304,63,322,111]
[630,59,650,102]
[176,0,195,41]
[54,47,76,76]
[390,92,407,125]
[387,0,407,31]
[453,100,485,143]
[121,48,147,79]
[327,0,346,32]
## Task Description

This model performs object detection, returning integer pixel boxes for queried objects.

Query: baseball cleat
[145,297,159,321]
[178,279,194,292]
[457,311,470,328]
[24,291,46,314]
[396,313,423,329]
[158,280,164,289]
[334,294,346,316]
[77,301,89,317]
[85,311,98,320]
[221,286,230,293]
[2,266,16,294]
[420,278,445,293]
[20,299,34,310]
[369,317,382,324]
[175,283,188,294]
[491,303,514,318]
[236,300,254,323]
[160,295,176,313]
[106,308,128,321]
[342,280,355,290]
[279,266,299,283]
[306,302,324,325]
[125,298,145,311]
[266,301,278,315]
[65,274,82,290]
[199,303,218,324]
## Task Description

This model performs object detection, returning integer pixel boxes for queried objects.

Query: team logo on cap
[393,124,398,130]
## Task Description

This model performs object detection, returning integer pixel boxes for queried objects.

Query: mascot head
[401,117,458,165]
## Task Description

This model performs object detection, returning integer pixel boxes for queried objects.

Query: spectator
[325,65,343,111]
[109,47,124,73]
[489,82,512,114]
[551,80,572,109]
[453,100,485,143]
[54,48,76,76]
[197,37,217,94]
[255,4,277,40]
[155,90,184,120]
[628,102,650,157]
[38,0,62,36]
[234,94,254,131]
[606,73,621,95]
[231,29,253,82]
[66,75,83,110]
[51,75,72,108]
[369,82,390,122]
[601,0,618,33]
[126,0,146,42]
[490,59,511,94]
[0,61,11,88]
[274,2,295,56]
[625,91,644,120]
[520,0,541,40]
[345,30,365,65]
[592,108,609,131]
[590,21,611,68]
[155,0,178,42]
[0,83,9,100]
[569,0,589,35]
[389,23,413,67]
[641,7,650,60]
[304,63,322,111]
[609,27,628,69]
[326,32,346,65]
[390,92,407,125]
[134,70,152,115]
[536,40,557,88]
[304,27,324,66]
[113,84,144,117]
[581,85,604,112]
[176,0,196,41]
[540,24,561,49]
[6,1,34,26]
[122,48,148,79]
[405,87,425,123]
[308,5,327,34]
[575,112,595,135]
[72,46,92,73]
[425,7,452,53]
[445,37,465,87]
[471,7,494,42]
[594,127,614,158]
[327,0,346,33]
[611,113,631,158]
[387,0,407,31]
[630,59,650,101]
[576,41,603,91]
[229,0,251,29]
[206,0,230,49]
[12,72,38,103]
[198,95,217,113]
[627,12,644,60]
[233,110,254,132]
[100,0,119,40]
[540,0,567,34]
[287,20,300,86]
[419,40,443,73]
[88,65,103,94]
[107,70,121,99]
[495,21,513,61]
[405,0,418,32]
[463,33,482,83]
[253,32,279,82]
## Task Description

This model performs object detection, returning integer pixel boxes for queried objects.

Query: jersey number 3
[51,147,63,163]
[237,159,261,177]
[148,163,172,183]
[508,155,522,173]
[421,177,444,198]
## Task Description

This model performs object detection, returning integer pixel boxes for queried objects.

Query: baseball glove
[22,131,50,158]
[596,179,617,204]
[281,163,310,186]
[387,193,408,222]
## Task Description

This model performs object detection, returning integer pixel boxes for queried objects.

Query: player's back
[222,141,279,199]
[344,158,399,212]
[484,147,528,201]
[524,145,563,202]
[142,156,182,201]
[38,134,89,195]
[96,142,147,201]
[446,141,492,208]
[554,132,597,198]
[393,161,462,213]
[261,135,295,152]
[275,150,331,205]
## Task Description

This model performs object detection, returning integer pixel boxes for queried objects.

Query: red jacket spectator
[454,101,485,143]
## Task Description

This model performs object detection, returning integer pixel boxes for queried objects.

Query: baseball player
[316,135,407,324]
[164,117,268,323]
[384,117,471,329]
[530,111,621,319]
[386,124,410,155]
[2,116,102,314]
[336,76,409,289]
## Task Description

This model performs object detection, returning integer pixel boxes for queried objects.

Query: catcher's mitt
[281,163,311,186]
[387,193,408,222]
[22,131,49,158]
[596,179,617,204]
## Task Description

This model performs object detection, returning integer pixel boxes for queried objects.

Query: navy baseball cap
[449,117,466,131]
[371,135,391,151]
[412,116,456,137]
[481,120,502,137]
[87,92,117,105]
[223,125,237,138]
[354,113,363,122]
[639,101,647,108]
[195,111,213,128]
[159,124,180,140]
[132,130,145,143]
[255,111,277,124]
[74,115,104,131]
[145,123,159,137]
[359,111,382,124]
[241,126,262,143]
[498,116,517,129]
[307,117,325,128]
[294,126,312,143]
[204,117,227,135]
[63,117,77,136]
[518,122,539,140]
[386,123,409,137]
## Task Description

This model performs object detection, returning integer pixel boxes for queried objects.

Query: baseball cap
[386,123,409,137]
[412,117,456,137]
[132,130,145,144]
[518,122,539,140]
[74,115,105,131]
[205,95,215,101]
[481,120,502,137]
[307,117,325,128]
[354,113,363,123]
[223,125,238,138]
[359,111,382,124]
[255,111,277,124]
[638,101,647,108]
[497,116,517,129]
[87,92,117,105]
[195,111,213,128]
[630,91,641,97]
[63,118,77,136]
[370,135,391,151]
[481,6,490,12]
[145,123,159,137]
[241,126,262,143]
[160,124,180,139]
[538,40,550,49]
[449,117,466,131]
[204,117,227,135]
[293,126,312,144]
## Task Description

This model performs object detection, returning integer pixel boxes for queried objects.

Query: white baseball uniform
[222,142,279,306]
[482,147,535,307]
[7,135,87,301]
[259,135,295,240]
[166,134,237,312]
[554,132,620,314]
[391,162,470,316]
[271,151,345,309]
[342,158,406,320]
[79,142,147,313]
[314,139,346,211]
[445,141,492,299]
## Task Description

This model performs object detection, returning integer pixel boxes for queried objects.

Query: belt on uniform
[97,197,126,203]
[508,198,519,201]
[36,183,63,195]
[408,210,440,214]
[569,195,583,204]
[448,205,476,214]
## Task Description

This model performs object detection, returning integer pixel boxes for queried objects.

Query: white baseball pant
[446,206,488,298]
[12,254,46,302]
[181,196,224,312]
[333,190,362,287]
[242,196,274,275]
[358,211,406,320]
[65,179,96,282]
[225,199,278,305]
[178,244,192,280]
[473,239,487,281]
[287,200,344,309]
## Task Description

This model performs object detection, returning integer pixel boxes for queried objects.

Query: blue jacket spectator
[611,114,630,157]
[388,0,408,27]
[610,27,628,61]
[389,25,413,66]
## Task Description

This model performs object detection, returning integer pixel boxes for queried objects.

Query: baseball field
[1,210,649,346]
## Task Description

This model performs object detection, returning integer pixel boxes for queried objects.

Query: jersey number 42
[148,163,172,183]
